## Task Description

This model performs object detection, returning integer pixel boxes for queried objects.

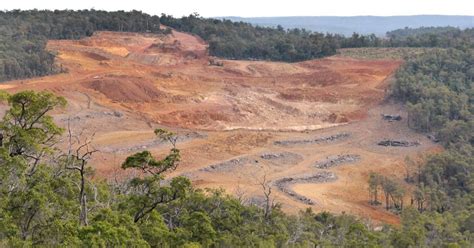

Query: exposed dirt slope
[0,30,438,225]
[11,30,401,131]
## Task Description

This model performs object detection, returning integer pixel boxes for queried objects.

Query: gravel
[274,133,350,146]
[259,151,304,165]
[314,154,361,169]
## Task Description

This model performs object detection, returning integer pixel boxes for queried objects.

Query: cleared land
[0,30,439,225]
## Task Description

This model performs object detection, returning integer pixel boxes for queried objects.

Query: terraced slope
[0,29,439,224]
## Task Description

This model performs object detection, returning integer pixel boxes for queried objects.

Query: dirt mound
[125,53,162,65]
[82,52,109,61]
[84,76,164,103]
[157,108,233,128]
[146,41,182,53]
[325,113,350,123]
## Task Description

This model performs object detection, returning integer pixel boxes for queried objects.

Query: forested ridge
[387,27,474,48]
[1,10,474,83]
[159,15,474,58]
[0,10,381,82]
[160,14,348,61]
[391,46,473,208]
[377,43,473,247]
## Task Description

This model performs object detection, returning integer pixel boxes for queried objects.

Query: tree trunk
[79,164,88,226]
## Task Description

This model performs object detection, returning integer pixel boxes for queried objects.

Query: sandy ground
[0,30,440,225]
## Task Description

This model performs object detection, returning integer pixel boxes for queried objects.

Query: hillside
[222,15,474,36]
[0,7,472,244]
[0,28,441,225]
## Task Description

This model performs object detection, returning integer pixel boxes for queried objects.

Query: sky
[2,0,474,17]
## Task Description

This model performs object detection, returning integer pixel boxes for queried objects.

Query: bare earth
[0,30,440,225]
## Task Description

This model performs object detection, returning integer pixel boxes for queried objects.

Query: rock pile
[259,152,304,165]
[377,140,420,147]
[274,133,350,146]
[381,114,402,121]
[314,154,361,169]
[200,157,258,173]
[274,172,337,205]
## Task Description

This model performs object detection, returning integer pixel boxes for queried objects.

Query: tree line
[365,39,473,246]
[386,26,474,49]
[388,45,472,215]
[392,48,473,135]
[159,14,474,60]
[2,10,474,83]
[160,14,347,61]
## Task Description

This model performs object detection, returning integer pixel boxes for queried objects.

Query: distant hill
[221,15,474,36]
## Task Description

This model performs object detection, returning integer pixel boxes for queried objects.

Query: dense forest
[387,27,474,49]
[391,46,473,201]
[381,44,473,247]
[159,15,474,58]
[392,48,473,135]
[160,14,346,61]
[224,16,474,36]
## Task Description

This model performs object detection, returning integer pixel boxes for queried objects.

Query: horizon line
[1,9,473,18]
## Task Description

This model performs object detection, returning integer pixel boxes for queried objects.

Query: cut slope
[29,31,402,131]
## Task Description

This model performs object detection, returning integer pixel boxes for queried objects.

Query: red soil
[0,30,437,226]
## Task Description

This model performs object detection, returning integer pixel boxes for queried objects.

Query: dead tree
[234,183,247,205]
[62,120,98,226]
[258,173,277,220]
